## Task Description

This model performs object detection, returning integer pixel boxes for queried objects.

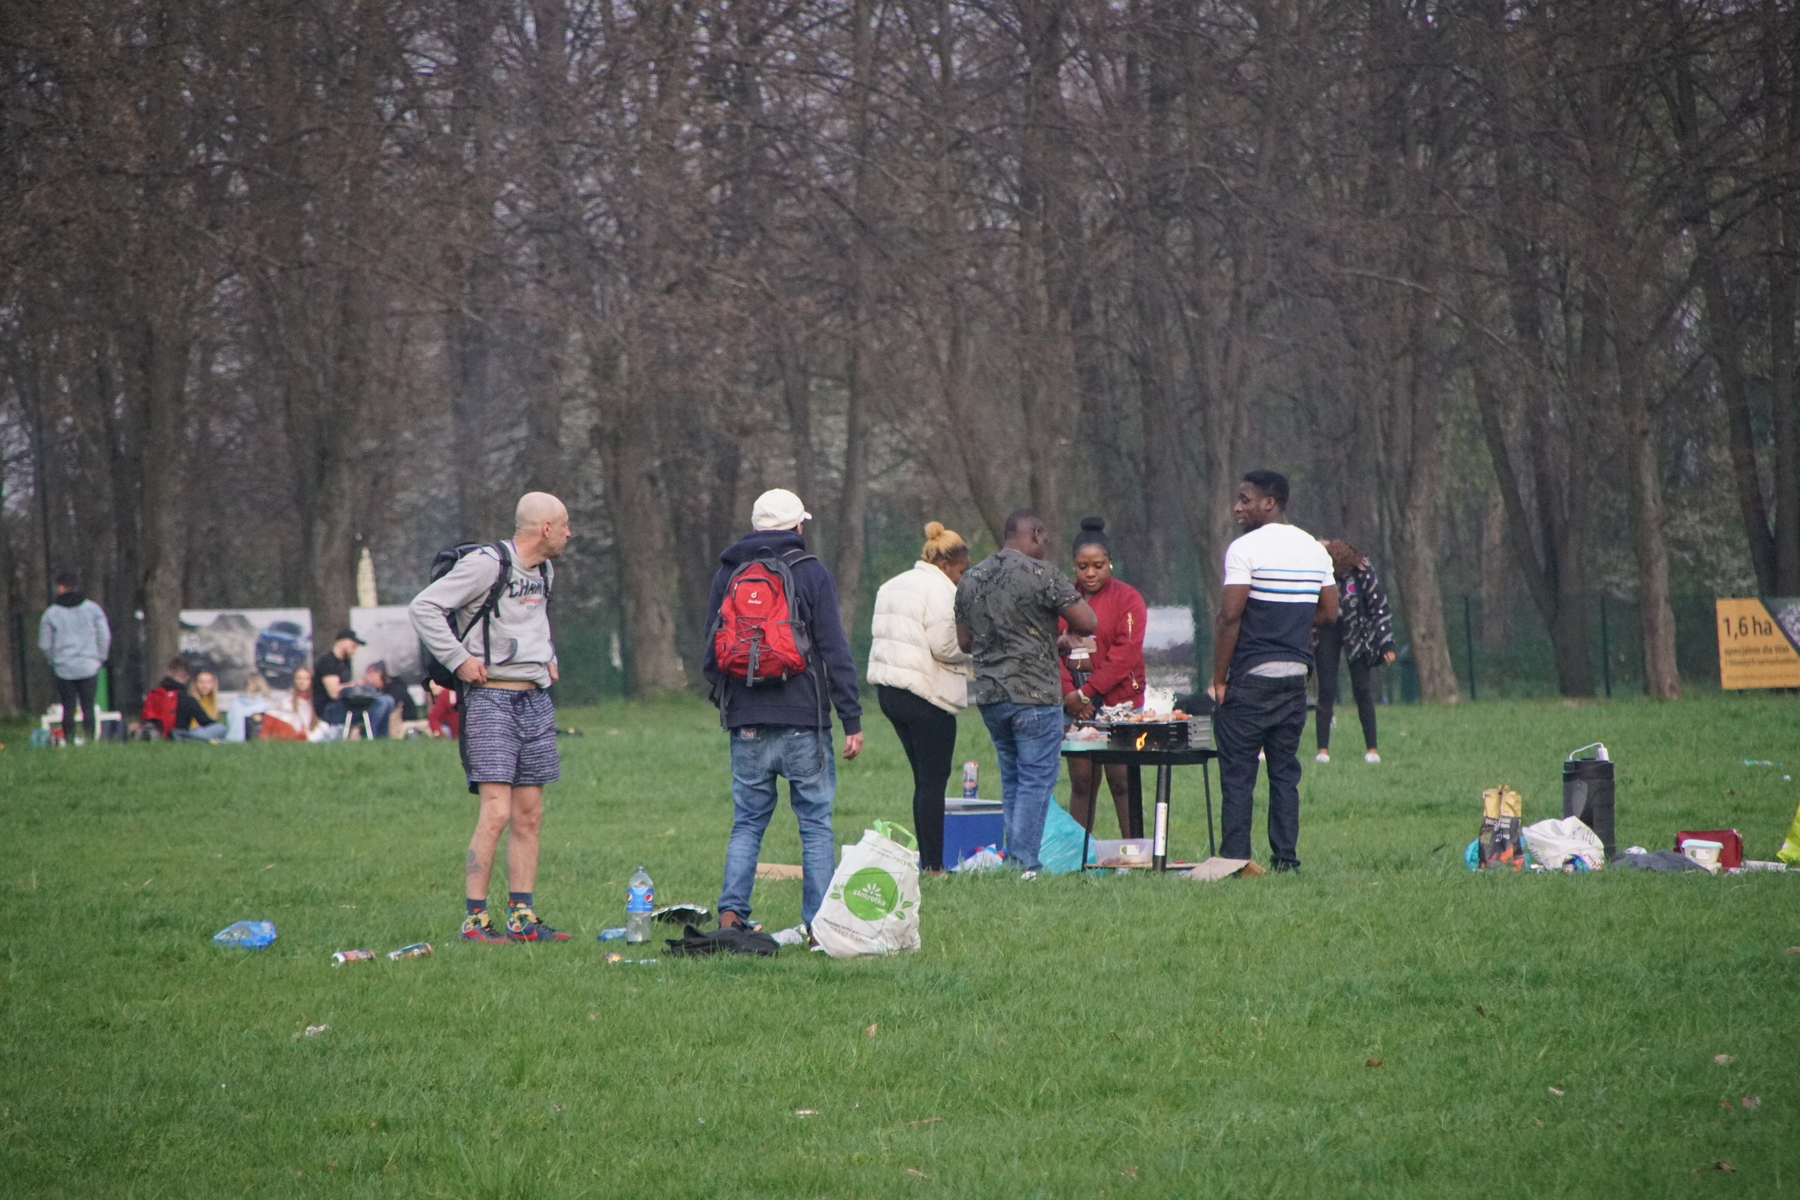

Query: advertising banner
[179,609,314,690]
[1716,597,1800,689]
[350,606,424,685]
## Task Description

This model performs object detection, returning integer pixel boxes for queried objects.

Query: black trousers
[876,684,959,871]
[1314,624,1378,752]
[54,675,98,741]
[1213,673,1308,869]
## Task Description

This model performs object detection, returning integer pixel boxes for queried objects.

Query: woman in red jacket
[1059,518,1148,836]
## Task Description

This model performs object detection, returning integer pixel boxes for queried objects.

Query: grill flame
[1136,731,1148,751]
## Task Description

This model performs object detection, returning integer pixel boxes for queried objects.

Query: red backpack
[140,683,179,737]
[712,550,816,685]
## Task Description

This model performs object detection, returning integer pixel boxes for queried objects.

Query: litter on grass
[951,845,1005,872]
[213,920,277,948]
[755,863,804,880]
[652,904,710,925]
[1521,816,1606,871]
[304,1024,329,1038]
[1184,857,1265,882]
[771,926,807,947]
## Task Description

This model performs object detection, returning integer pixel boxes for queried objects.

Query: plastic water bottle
[626,866,654,943]
[962,761,979,799]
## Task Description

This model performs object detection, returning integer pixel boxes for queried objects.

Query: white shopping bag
[1521,816,1607,871]
[811,821,921,958]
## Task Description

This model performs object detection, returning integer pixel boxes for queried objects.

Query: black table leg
[1153,763,1172,872]
[1079,763,1098,872]
[1203,759,1216,858]
[1126,764,1145,839]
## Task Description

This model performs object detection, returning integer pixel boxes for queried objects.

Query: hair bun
[1080,516,1106,532]
[924,521,946,539]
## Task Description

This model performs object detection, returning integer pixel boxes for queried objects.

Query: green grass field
[2,693,1799,1198]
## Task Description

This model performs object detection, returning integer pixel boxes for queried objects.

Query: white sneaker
[1364,750,1381,764]
[1315,751,1330,763]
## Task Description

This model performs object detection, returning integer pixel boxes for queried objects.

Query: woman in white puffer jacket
[867,522,973,872]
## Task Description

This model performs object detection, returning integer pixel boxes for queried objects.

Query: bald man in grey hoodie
[411,493,571,944]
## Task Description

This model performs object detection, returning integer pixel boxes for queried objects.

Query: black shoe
[1272,861,1301,874]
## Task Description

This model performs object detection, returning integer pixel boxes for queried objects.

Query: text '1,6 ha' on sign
[1716,598,1800,689]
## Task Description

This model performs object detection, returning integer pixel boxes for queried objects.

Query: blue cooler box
[944,799,1004,867]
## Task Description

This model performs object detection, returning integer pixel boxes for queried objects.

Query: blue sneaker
[505,906,571,942]
[461,910,509,944]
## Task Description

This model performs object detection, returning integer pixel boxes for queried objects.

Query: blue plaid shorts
[460,687,560,794]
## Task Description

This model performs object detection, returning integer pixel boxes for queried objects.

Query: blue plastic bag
[213,920,277,949]
[1037,801,1100,874]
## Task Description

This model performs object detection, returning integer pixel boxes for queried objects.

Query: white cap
[751,488,812,531]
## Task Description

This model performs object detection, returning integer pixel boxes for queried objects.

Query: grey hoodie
[39,595,112,680]
[409,542,557,688]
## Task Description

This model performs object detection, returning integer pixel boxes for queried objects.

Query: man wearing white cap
[702,488,863,935]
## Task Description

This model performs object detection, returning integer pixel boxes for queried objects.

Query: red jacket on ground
[1059,577,1148,708]
[427,686,461,739]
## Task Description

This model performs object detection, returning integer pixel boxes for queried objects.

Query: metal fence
[1390,592,1726,702]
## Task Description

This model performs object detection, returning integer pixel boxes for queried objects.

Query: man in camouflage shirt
[956,510,1096,874]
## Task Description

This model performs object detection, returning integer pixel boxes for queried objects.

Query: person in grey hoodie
[39,572,111,743]
[410,492,571,945]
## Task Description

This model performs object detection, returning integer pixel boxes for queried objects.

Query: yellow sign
[1716,598,1800,689]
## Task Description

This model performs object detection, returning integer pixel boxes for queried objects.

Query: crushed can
[962,761,979,799]
[331,949,377,966]
[387,942,432,960]
[1563,743,1615,859]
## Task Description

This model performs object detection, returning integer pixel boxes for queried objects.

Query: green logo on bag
[842,867,900,920]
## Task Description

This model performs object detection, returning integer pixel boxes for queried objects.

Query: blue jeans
[978,701,1064,871]
[320,693,396,737]
[718,726,837,926]
[173,723,228,742]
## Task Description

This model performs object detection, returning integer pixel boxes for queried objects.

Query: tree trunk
[831,0,876,632]
[597,357,687,695]
[448,0,501,540]
[1769,162,1800,594]
[1619,355,1681,697]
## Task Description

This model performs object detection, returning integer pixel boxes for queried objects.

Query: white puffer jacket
[867,561,971,713]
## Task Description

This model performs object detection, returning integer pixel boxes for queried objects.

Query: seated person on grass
[261,666,319,741]
[313,629,395,738]
[170,670,229,742]
[362,660,428,736]
[225,674,270,742]
[139,655,192,738]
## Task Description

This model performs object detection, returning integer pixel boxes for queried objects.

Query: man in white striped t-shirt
[1206,471,1337,871]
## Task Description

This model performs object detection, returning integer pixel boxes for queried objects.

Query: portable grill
[1076,715,1212,753]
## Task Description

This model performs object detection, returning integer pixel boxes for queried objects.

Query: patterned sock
[508,892,533,911]
[466,898,488,917]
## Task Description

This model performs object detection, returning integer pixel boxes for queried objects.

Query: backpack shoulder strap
[472,542,512,665]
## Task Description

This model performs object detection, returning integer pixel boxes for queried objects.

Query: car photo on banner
[180,608,314,691]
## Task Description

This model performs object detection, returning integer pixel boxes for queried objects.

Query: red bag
[1675,829,1743,870]
[712,551,815,684]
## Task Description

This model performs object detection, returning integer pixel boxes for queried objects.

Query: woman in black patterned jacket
[1313,540,1395,764]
